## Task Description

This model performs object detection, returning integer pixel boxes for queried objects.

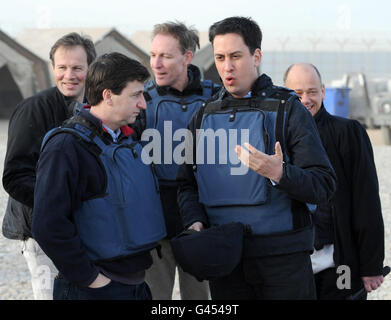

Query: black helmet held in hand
[170,222,246,281]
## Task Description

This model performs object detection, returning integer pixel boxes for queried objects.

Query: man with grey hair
[2,32,96,299]
[131,21,219,300]
[284,62,384,300]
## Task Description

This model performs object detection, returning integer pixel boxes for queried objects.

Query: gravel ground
[0,119,389,300]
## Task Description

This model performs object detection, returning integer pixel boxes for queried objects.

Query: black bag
[170,222,245,281]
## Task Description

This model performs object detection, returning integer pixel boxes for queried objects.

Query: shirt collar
[242,91,252,98]
[102,125,121,142]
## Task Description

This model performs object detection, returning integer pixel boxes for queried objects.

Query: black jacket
[176,74,337,256]
[2,87,77,240]
[314,105,384,277]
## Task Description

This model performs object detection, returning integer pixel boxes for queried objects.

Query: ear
[184,50,194,65]
[102,89,112,105]
[253,48,262,68]
[321,84,325,100]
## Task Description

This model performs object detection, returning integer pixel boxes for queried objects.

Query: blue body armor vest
[143,79,214,184]
[41,119,167,261]
[194,94,297,236]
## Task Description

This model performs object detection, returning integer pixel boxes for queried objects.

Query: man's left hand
[235,141,283,183]
[362,275,384,292]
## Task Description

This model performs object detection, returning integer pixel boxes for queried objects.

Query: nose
[137,94,147,110]
[300,92,311,106]
[224,58,234,72]
[64,68,75,80]
[151,56,162,70]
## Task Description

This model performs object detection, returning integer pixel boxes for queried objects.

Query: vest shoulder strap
[268,86,299,161]
[40,116,103,158]
[144,80,158,102]
[145,79,216,102]
[201,79,213,98]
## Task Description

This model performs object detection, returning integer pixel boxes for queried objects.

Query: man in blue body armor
[176,16,337,300]
[131,21,219,300]
[32,53,166,300]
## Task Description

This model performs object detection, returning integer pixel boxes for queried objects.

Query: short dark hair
[209,16,262,54]
[283,63,323,85]
[86,52,150,106]
[153,21,200,54]
[49,32,96,66]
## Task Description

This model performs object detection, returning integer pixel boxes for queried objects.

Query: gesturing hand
[235,141,284,183]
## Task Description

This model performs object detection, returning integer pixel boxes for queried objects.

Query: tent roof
[95,28,149,59]
[0,29,48,65]
[0,28,51,89]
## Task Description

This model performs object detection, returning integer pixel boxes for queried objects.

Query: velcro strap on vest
[204,97,281,115]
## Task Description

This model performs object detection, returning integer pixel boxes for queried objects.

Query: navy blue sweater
[32,110,152,287]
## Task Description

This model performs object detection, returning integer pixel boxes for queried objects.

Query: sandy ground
[367,129,388,146]
[0,120,389,300]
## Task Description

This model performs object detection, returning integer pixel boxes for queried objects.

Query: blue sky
[0,0,389,37]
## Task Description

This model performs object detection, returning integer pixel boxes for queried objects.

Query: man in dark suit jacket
[284,62,385,299]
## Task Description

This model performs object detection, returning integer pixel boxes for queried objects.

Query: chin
[156,80,169,87]
[61,89,80,99]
